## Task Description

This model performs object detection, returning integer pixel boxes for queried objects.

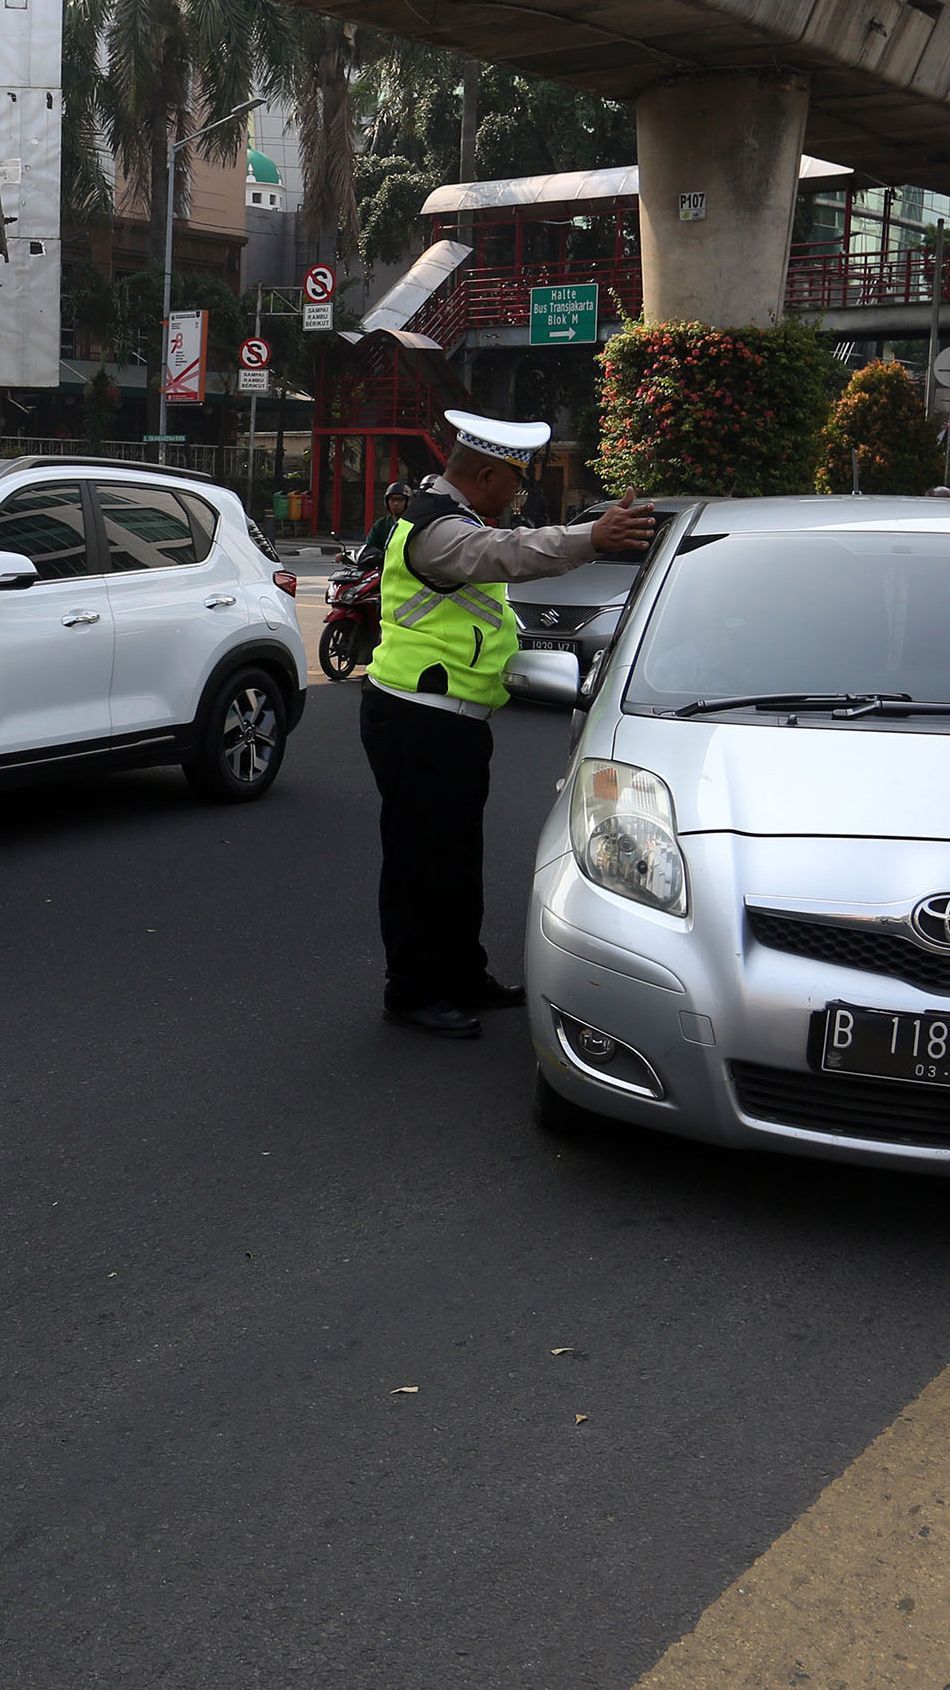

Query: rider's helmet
[385,481,412,504]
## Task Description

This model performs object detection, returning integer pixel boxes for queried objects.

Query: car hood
[611,715,950,839]
[508,562,634,608]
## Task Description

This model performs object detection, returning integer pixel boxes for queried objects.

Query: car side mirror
[0,551,38,590]
[504,649,580,707]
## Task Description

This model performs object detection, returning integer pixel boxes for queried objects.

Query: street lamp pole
[157,97,264,464]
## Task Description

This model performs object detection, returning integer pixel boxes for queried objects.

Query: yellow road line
[633,1365,950,1689]
[306,670,365,686]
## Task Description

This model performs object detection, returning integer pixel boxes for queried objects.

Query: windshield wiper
[832,696,950,718]
[669,692,912,719]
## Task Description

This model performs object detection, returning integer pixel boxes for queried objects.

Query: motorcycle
[318,544,384,681]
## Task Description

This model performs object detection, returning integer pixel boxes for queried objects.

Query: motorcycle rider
[365,482,412,556]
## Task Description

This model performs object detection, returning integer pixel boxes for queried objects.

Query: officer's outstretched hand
[591,488,655,554]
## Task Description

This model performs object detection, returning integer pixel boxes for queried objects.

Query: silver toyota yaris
[507,496,950,1173]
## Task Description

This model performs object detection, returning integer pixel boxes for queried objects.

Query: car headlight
[569,759,688,915]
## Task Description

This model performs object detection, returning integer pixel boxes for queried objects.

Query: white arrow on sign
[550,328,576,340]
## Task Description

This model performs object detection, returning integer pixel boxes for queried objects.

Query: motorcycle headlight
[569,760,687,916]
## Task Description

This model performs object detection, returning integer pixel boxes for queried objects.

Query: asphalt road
[3,685,949,1690]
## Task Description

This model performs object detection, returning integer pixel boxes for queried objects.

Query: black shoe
[459,975,526,1010]
[384,999,482,1039]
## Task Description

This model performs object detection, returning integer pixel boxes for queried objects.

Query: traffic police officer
[360,410,655,1039]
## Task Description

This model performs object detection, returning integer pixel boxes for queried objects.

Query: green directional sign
[529,283,599,347]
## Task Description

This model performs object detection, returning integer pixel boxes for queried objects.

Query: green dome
[246,148,283,187]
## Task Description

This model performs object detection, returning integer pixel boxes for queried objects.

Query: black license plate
[822,1002,950,1087]
[519,636,577,653]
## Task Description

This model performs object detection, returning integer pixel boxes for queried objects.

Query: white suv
[0,457,307,801]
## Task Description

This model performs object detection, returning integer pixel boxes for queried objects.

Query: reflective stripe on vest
[393,580,505,633]
[393,587,442,628]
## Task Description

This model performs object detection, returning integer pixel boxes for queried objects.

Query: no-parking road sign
[302,265,336,331]
[239,337,272,370]
[303,264,336,303]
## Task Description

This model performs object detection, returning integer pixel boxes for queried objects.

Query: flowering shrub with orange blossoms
[593,318,835,498]
[815,358,942,494]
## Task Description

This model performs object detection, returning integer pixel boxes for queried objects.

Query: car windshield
[627,530,950,713]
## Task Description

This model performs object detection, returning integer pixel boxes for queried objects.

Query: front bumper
[528,836,950,1172]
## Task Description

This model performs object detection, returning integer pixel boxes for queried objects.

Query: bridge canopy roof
[284,0,950,191]
[361,240,472,335]
[422,156,853,221]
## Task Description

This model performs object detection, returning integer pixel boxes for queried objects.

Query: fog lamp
[576,1027,618,1064]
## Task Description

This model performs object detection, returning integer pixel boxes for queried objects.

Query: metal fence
[0,438,273,480]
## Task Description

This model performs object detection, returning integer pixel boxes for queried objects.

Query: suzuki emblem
[540,608,560,628]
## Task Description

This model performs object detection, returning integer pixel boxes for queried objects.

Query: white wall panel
[0,0,63,387]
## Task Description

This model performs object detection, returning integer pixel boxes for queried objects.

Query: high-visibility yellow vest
[367,495,519,710]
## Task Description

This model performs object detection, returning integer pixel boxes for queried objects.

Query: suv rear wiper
[669,692,912,719]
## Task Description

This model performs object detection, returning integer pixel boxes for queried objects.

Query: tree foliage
[595,319,836,497]
[815,359,942,494]
[294,15,361,256]
[100,0,299,260]
[66,261,250,371]
[82,367,121,451]
[352,42,631,265]
[62,0,359,257]
[61,0,114,227]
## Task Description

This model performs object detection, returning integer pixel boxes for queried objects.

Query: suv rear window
[179,492,218,562]
[246,515,280,564]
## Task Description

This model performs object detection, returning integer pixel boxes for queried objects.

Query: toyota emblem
[911,894,950,949]
[540,608,560,628]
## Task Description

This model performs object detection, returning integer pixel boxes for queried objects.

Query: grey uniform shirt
[411,475,597,587]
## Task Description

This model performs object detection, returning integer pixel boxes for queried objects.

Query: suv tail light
[273,569,297,597]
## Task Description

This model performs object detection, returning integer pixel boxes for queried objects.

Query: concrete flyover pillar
[637,71,809,331]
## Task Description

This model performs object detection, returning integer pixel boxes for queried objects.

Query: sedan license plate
[519,636,577,653]
[822,1002,950,1087]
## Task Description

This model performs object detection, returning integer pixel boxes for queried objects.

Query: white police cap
[445,409,551,471]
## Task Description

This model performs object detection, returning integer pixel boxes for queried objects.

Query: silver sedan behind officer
[360,409,655,1039]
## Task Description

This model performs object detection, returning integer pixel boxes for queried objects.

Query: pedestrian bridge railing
[406,248,950,349]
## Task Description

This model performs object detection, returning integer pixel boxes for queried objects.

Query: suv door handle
[204,594,236,609]
[61,610,100,626]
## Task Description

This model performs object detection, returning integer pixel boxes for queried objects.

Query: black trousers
[360,681,493,1009]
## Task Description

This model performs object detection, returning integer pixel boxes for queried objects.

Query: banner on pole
[164,310,209,404]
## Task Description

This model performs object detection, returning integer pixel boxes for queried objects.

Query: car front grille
[747,909,950,995]
[732,1060,950,1147]
[512,604,604,634]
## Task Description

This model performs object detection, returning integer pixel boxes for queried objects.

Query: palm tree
[293,14,362,259]
[61,0,114,228]
[62,0,298,428]
[101,0,299,270]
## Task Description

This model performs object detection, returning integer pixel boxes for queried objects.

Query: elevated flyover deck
[287,0,950,192]
[284,1,950,329]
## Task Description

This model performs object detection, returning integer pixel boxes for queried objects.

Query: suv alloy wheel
[184,666,288,802]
